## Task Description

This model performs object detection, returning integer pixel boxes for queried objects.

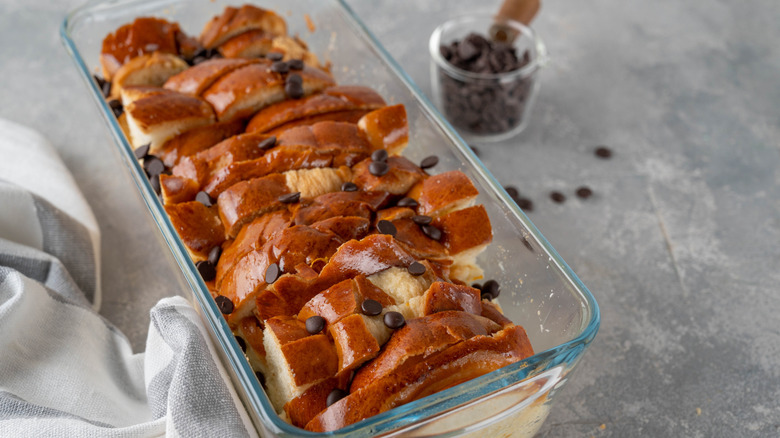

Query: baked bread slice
[200,4,287,49]
[124,90,216,152]
[246,86,386,134]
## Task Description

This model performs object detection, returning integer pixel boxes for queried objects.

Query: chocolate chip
[408,261,426,276]
[144,156,165,177]
[196,260,216,281]
[471,283,482,291]
[595,146,612,159]
[258,136,277,150]
[550,191,566,203]
[305,315,326,334]
[421,224,442,241]
[214,294,233,314]
[266,52,283,61]
[377,220,397,237]
[133,144,150,160]
[286,72,303,84]
[371,149,388,162]
[208,246,222,265]
[396,197,418,208]
[456,39,480,61]
[576,186,593,199]
[288,59,304,70]
[481,292,493,301]
[361,299,383,316]
[271,61,289,74]
[516,197,533,211]
[196,191,215,207]
[326,388,348,407]
[285,79,304,99]
[278,192,301,204]
[341,182,358,192]
[265,263,281,284]
[150,173,161,195]
[419,155,439,169]
[383,311,405,329]
[369,161,389,176]
[504,186,519,198]
[94,75,111,98]
[236,336,247,352]
[482,279,500,299]
[108,99,123,117]
[255,371,266,385]
[412,215,432,225]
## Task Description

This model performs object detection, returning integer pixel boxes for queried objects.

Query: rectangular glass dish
[61,0,600,436]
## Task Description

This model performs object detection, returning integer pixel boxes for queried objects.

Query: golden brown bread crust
[164,58,254,96]
[328,313,380,373]
[100,17,182,80]
[218,29,275,58]
[200,4,287,49]
[217,173,290,238]
[164,201,225,262]
[111,52,189,98]
[157,119,245,167]
[284,375,350,428]
[357,104,409,155]
[245,86,386,134]
[203,61,335,122]
[432,204,493,255]
[125,91,216,151]
[351,156,426,195]
[172,131,274,187]
[306,322,534,432]
[292,190,390,225]
[350,311,501,392]
[408,170,479,217]
[422,282,482,316]
[266,109,371,136]
[160,174,200,205]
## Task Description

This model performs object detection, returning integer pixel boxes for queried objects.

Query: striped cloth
[0,119,257,438]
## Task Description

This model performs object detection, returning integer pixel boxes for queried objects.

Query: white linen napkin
[0,119,258,437]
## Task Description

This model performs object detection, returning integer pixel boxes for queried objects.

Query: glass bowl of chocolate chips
[429,14,547,142]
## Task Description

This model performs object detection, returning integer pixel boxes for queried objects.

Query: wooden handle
[496,0,540,25]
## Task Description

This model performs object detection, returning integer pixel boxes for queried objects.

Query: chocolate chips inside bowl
[430,16,546,142]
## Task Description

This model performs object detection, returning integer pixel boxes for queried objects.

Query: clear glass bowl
[60,1,599,436]
[429,15,547,143]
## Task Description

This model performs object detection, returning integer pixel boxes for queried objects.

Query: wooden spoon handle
[496,0,540,25]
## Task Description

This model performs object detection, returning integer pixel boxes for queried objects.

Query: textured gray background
[1,0,779,436]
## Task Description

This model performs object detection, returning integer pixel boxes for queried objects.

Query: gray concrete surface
[1,0,779,436]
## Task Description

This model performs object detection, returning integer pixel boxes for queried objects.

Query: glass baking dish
[60,0,600,436]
